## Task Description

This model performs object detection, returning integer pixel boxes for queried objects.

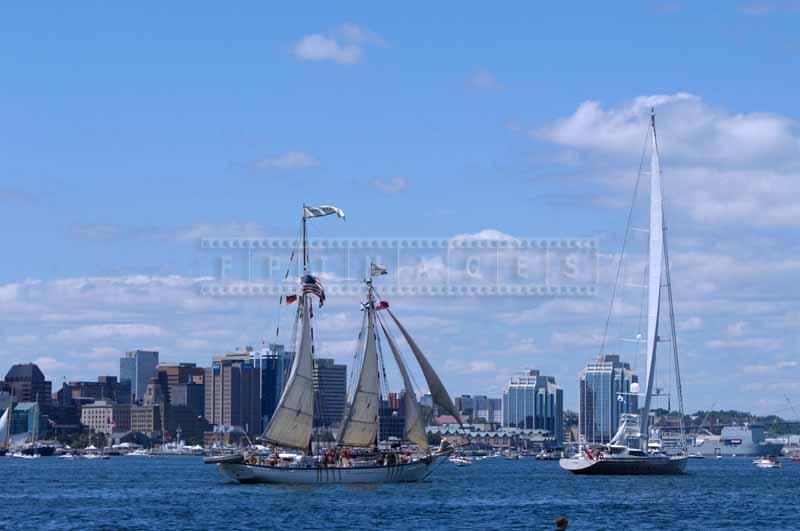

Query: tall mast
[641,109,663,444]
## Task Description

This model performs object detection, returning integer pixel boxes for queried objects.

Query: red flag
[285,294,298,304]
[375,301,390,311]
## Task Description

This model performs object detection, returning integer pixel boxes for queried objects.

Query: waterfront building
[204,352,262,434]
[465,395,503,424]
[120,350,159,403]
[57,376,131,407]
[313,358,347,428]
[455,395,475,419]
[379,400,405,441]
[2,363,52,405]
[502,369,564,442]
[157,362,205,403]
[427,424,557,450]
[10,402,50,438]
[252,343,294,431]
[80,400,132,436]
[130,404,162,439]
[170,382,205,417]
[578,354,639,444]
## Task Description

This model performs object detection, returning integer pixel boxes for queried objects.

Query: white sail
[386,309,461,424]
[378,318,429,450]
[263,295,315,451]
[338,306,381,447]
[0,407,8,445]
[641,112,663,440]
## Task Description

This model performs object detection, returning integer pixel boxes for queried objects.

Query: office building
[579,354,639,444]
[502,369,564,442]
[11,402,50,438]
[252,344,294,431]
[204,352,261,434]
[3,363,52,405]
[57,376,131,407]
[379,399,405,441]
[80,400,132,436]
[455,395,475,419]
[157,363,205,403]
[171,382,205,417]
[312,358,347,428]
[120,350,159,403]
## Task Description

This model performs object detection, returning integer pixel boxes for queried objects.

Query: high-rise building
[455,395,475,420]
[579,354,638,444]
[119,350,159,403]
[379,399,405,441]
[502,369,564,441]
[204,352,262,434]
[252,344,294,431]
[171,383,205,417]
[57,376,131,407]
[312,358,347,428]
[157,363,205,403]
[3,363,52,405]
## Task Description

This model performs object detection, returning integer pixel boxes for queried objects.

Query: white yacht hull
[560,455,687,475]
[218,453,448,484]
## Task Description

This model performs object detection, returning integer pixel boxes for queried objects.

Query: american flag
[302,274,326,307]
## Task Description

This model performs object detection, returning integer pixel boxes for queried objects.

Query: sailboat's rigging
[562,110,688,475]
[208,205,457,483]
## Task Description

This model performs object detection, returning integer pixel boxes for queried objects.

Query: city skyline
[1,3,799,415]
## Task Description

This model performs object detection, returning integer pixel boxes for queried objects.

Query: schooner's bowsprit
[207,205,456,484]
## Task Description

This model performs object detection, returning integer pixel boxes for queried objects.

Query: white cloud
[293,24,382,65]
[34,356,73,372]
[726,321,748,337]
[446,359,497,375]
[451,229,517,242]
[705,337,782,351]
[535,93,800,228]
[370,176,408,193]
[740,360,800,375]
[466,70,501,90]
[677,316,704,332]
[535,93,798,164]
[254,151,319,172]
[49,323,167,343]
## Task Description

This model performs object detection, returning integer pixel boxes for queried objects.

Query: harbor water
[2,456,799,530]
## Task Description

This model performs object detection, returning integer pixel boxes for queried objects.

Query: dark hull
[21,445,56,457]
[560,455,687,475]
[0,448,7,457]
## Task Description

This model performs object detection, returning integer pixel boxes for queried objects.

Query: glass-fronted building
[252,343,295,431]
[579,354,638,444]
[119,350,159,403]
[502,370,563,442]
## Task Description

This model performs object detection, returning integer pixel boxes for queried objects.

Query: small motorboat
[753,456,782,469]
[449,456,472,466]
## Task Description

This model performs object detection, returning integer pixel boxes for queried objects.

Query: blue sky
[1,2,799,415]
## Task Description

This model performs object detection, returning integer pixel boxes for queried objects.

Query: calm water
[1,456,798,530]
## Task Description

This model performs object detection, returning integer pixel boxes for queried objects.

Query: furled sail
[641,111,664,440]
[386,309,462,424]
[263,295,315,450]
[338,306,381,447]
[378,318,429,450]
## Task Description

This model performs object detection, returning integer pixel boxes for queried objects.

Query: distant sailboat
[0,401,10,457]
[560,111,688,475]
[208,205,458,484]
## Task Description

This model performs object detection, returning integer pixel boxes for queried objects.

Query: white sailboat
[209,205,458,484]
[0,403,11,457]
[560,111,688,475]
